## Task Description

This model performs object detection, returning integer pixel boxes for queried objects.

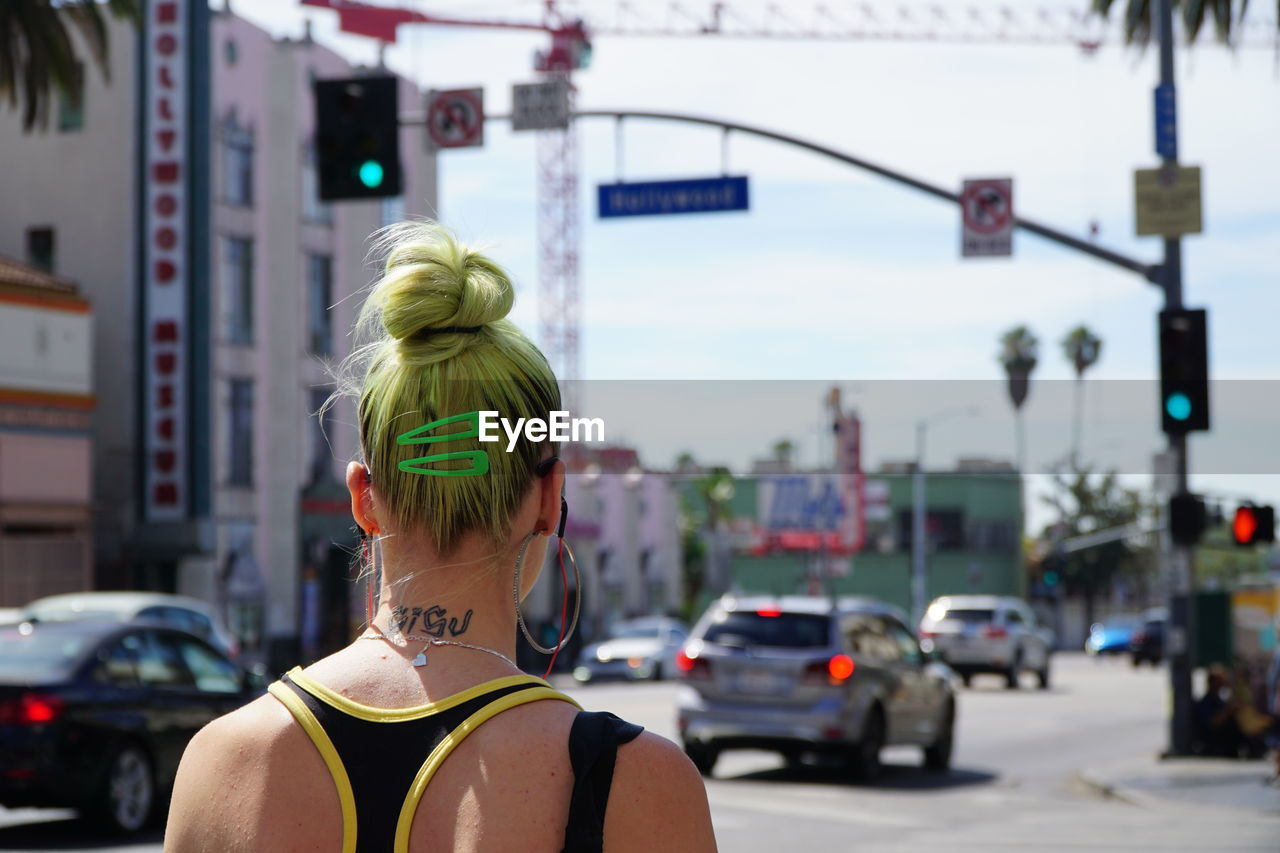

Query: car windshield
[939,609,995,623]
[0,625,93,679]
[609,622,663,639]
[702,612,830,648]
[25,605,127,622]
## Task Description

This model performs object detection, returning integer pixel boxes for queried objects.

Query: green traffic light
[1165,391,1192,421]
[358,159,384,189]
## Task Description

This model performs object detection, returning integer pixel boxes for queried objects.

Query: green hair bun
[374,223,515,353]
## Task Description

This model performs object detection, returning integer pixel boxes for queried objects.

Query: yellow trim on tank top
[285,667,556,722]
[393,686,582,853]
[268,681,359,853]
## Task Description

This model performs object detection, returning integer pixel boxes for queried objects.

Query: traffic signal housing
[1158,308,1209,434]
[314,76,402,201]
[1168,492,1206,547]
[1232,505,1275,547]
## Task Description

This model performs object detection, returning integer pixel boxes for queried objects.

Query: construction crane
[300,0,1275,397]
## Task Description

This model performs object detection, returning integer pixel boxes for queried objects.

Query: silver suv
[919,595,1053,689]
[675,595,956,781]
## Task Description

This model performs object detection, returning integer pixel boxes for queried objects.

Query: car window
[843,614,899,664]
[885,620,922,665]
[176,638,240,693]
[0,625,92,679]
[702,612,830,648]
[940,609,994,623]
[1005,609,1023,625]
[94,636,142,687]
[135,631,196,689]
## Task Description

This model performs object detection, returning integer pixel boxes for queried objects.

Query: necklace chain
[360,623,517,669]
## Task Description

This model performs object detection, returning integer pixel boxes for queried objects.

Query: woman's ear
[346,461,379,534]
[537,459,565,536]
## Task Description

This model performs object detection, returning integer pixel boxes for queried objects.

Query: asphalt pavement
[3,652,1277,851]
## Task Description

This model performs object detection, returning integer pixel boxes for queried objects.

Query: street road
[2,653,1276,851]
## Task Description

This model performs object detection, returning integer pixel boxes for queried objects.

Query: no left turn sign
[426,88,484,150]
[961,177,1013,257]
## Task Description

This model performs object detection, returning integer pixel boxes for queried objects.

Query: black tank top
[268,668,642,853]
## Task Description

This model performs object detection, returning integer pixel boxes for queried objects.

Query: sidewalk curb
[1076,766,1163,810]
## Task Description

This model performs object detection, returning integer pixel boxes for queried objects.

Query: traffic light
[1232,505,1275,546]
[1168,492,1206,546]
[314,76,402,201]
[1158,308,1209,434]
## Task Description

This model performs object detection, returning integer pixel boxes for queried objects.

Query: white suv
[919,595,1052,689]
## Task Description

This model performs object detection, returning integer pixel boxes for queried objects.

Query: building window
[227,379,254,486]
[58,62,85,132]
[220,111,254,206]
[308,387,333,486]
[224,38,239,67]
[222,237,253,344]
[307,254,333,356]
[379,196,406,229]
[302,142,332,224]
[26,227,55,272]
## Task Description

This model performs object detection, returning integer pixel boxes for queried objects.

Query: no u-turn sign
[961,178,1014,257]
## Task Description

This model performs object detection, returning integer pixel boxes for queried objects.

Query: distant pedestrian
[164,223,717,852]
[1192,665,1244,757]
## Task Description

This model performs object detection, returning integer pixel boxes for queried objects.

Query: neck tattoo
[362,603,515,670]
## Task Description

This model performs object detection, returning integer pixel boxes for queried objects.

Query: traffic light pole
[1156,0,1195,758]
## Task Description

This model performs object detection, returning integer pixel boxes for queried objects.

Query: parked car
[0,620,262,833]
[1085,615,1140,656]
[22,591,238,657]
[918,595,1053,689]
[573,616,688,682]
[1130,607,1167,667]
[675,595,956,781]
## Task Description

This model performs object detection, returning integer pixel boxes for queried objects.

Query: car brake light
[919,630,936,639]
[983,626,1009,639]
[756,607,782,618]
[0,693,64,725]
[803,655,856,686]
[676,649,709,679]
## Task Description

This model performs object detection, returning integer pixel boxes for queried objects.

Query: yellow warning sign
[1134,166,1202,237]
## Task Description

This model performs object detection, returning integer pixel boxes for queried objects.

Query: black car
[1130,608,1167,666]
[0,620,262,833]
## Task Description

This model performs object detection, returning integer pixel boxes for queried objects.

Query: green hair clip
[396,411,490,477]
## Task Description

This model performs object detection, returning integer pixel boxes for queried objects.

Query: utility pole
[912,422,928,626]
[1156,0,1194,758]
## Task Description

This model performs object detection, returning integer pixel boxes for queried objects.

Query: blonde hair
[339,222,560,553]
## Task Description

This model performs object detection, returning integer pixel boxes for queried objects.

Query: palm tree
[1,1,140,131]
[998,325,1039,474]
[1091,0,1279,46]
[1061,326,1103,467]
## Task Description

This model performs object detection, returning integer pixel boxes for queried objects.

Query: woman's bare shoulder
[605,731,718,853]
[164,693,336,852]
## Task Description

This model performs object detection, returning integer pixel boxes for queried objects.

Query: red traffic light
[1232,506,1258,546]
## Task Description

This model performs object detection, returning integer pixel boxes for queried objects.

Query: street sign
[1135,166,1201,237]
[512,80,570,131]
[598,176,749,218]
[425,88,484,149]
[1154,83,1177,160]
[961,178,1014,257]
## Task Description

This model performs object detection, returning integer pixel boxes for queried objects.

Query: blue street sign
[598,176,750,218]
[1154,83,1177,161]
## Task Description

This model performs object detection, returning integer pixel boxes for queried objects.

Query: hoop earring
[364,529,380,624]
[513,532,582,655]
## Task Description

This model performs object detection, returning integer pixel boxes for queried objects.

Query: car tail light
[983,625,1009,639]
[0,693,64,725]
[756,607,782,618]
[919,630,936,639]
[803,654,856,686]
[676,649,710,680]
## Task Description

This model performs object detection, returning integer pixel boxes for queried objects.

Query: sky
[236,0,1280,531]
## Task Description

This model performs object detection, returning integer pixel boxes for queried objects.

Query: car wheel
[684,741,719,777]
[95,743,155,834]
[923,703,955,772]
[1005,652,1022,690]
[849,706,885,783]
[650,661,664,681]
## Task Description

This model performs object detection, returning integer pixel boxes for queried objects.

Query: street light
[912,406,980,626]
